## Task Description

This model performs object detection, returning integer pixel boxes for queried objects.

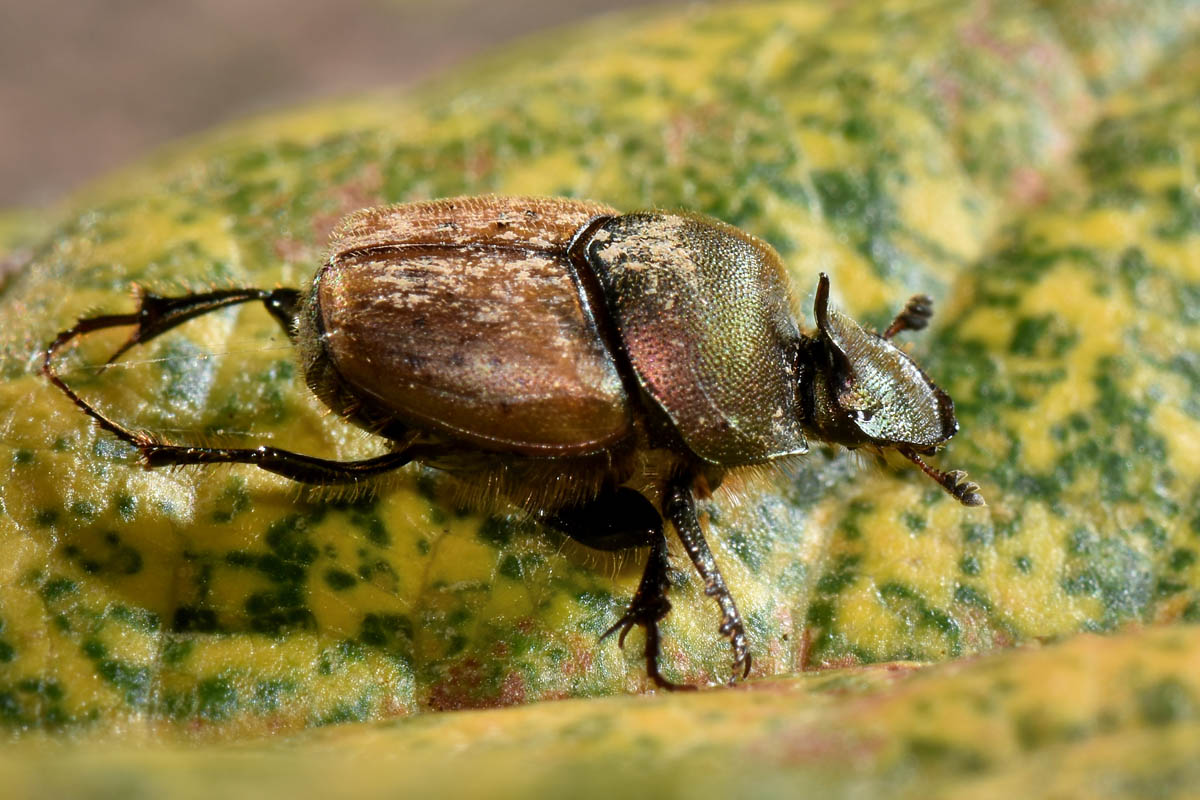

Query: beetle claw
[601,613,640,649]
[728,624,752,684]
[603,601,693,692]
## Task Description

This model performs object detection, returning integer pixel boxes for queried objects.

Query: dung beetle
[44,196,983,689]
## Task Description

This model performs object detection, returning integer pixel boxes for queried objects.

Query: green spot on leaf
[324,568,357,591]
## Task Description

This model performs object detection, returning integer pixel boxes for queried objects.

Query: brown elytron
[304,198,631,456]
[44,195,984,690]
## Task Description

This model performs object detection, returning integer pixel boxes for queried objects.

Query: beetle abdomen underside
[583,212,809,466]
[307,197,634,457]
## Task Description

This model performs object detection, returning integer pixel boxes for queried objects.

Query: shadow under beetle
[44,196,984,689]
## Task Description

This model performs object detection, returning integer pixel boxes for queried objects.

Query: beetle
[44,196,983,689]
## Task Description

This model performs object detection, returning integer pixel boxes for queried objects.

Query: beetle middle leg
[540,487,689,690]
[665,471,751,684]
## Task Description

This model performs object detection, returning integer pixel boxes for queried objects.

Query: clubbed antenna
[883,293,934,339]
[899,447,986,506]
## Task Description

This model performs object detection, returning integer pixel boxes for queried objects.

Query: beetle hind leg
[540,487,691,691]
[43,288,414,487]
[138,439,415,485]
[104,287,302,365]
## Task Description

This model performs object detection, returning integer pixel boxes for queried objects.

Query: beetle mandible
[44,196,984,689]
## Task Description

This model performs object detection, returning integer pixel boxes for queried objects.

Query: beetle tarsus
[665,473,751,684]
[600,532,693,691]
[883,294,934,339]
[944,470,986,507]
[540,487,692,690]
[43,310,149,444]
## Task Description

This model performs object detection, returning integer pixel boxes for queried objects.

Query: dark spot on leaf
[197,677,238,721]
[172,606,219,633]
[324,569,356,591]
[1138,679,1196,727]
[1172,549,1198,572]
[497,554,522,581]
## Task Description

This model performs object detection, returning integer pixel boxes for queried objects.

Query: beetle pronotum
[45,196,983,688]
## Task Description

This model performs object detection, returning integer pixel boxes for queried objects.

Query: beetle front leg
[664,473,750,684]
[540,487,689,690]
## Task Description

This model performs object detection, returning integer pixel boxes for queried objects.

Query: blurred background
[1,0,675,209]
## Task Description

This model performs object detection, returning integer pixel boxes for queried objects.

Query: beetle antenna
[898,447,985,506]
[883,294,934,339]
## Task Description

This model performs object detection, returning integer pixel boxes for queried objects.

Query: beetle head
[798,273,984,506]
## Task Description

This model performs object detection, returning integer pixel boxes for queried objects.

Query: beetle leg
[664,473,751,684]
[43,294,413,486]
[43,288,301,375]
[899,448,986,507]
[49,347,413,482]
[540,487,690,691]
[600,532,689,691]
[105,288,303,365]
[137,440,414,484]
[48,340,413,482]
[883,293,934,339]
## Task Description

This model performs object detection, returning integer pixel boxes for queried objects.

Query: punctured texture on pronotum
[582,212,810,465]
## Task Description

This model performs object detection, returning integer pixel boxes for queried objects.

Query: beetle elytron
[45,196,983,689]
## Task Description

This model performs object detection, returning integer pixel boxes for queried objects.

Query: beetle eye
[835,381,881,423]
[849,408,875,423]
